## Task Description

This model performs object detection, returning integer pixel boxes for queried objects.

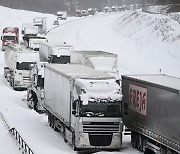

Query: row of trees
[0,0,179,15]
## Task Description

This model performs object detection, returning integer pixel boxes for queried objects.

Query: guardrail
[0,112,35,154]
[9,128,35,154]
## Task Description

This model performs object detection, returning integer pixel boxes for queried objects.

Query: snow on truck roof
[7,43,34,52]
[72,50,117,57]
[123,74,180,91]
[45,64,114,79]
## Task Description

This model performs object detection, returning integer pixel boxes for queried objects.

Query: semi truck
[22,24,38,36]
[57,11,67,20]
[70,50,120,84]
[122,74,180,154]
[23,35,48,51]
[33,17,47,34]
[1,27,19,51]
[27,61,47,112]
[4,43,40,90]
[43,64,123,150]
[39,42,73,63]
[27,42,72,112]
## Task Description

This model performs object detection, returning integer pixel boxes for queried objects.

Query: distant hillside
[0,0,146,15]
[0,0,66,15]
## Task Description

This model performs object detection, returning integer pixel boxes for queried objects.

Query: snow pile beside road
[113,10,180,60]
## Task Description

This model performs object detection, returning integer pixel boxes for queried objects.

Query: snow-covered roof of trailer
[72,50,117,57]
[7,43,35,52]
[45,64,114,79]
[124,74,180,91]
[40,42,73,48]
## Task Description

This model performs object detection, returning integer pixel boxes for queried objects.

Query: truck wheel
[63,127,67,143]
[72,133,78,151]
[52,117,58,131]
[137,134,144,152]
[131,131,138,148]
[144,148,154,154]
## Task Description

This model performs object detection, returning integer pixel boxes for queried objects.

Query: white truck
[70,51,120,84]
[39,42,73,63]
[27,61,47,112]
[57,11,67,20]
[4,43,40,90]
[33,17,47,34]
[27,42,73,112]
[43,64,123,150]
[23,35,48,51]
[22,24,38,36]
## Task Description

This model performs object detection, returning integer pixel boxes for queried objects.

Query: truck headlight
[79,135,84,142]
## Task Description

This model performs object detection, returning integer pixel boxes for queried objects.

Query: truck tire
[131,131,138,148]
[144,148,154,154]
[137,134,145,152]
[52,116,58,131]
[72,133,78,151]
[63,127,67,143]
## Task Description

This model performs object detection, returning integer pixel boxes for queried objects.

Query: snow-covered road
[1,5,180,154]
[0,50,141,154]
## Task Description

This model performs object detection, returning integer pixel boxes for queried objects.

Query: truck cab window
[16,62,34,70]
[79,100,121,117]
[3,36,16,40]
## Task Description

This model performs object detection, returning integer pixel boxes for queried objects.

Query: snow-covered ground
[0,5,180,154]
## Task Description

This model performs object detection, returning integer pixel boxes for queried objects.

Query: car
[53,20,59,25]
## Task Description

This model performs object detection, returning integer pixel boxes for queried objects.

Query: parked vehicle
[4,43,39,90]
[53,20,59,25]
[39,42,73,63]
[27,61,47,112]
[1,27,19,51]
[27,42,73,112]
[122,74,180,154]
[75,10,82,17]
[33,17,47,34]
[70,50,120,84]
[22,24,38,36]
[57,11,67,20]
[87,8,95,15]
[23,35,48,51]
[43,64,123,150]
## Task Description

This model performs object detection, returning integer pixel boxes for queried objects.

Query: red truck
[1,27,19,51]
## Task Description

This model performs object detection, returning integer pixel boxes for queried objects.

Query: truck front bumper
[75,132,122,150]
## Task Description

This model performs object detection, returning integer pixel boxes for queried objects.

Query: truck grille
[23,76,30,84]
[83,122,119,133]
[89,133,112,146]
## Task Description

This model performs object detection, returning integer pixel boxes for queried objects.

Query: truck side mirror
[72,110,76,115]
[124,103,128,110]
[72,100,77,110]
[1,36,2,40]
[124,111,128,116]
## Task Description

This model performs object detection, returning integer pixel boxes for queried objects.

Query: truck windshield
[16,62,34,70]
[51,55,70,64]
[3,36,16,40]
[79,100,121,117]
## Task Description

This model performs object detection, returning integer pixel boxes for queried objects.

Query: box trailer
[70,50,120,84]
[39,42,73,63]
[23,35,48,51]
[122,74,180,154]
[43,64,123,150]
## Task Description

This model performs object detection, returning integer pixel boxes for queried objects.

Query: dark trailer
[122,74,180,154]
